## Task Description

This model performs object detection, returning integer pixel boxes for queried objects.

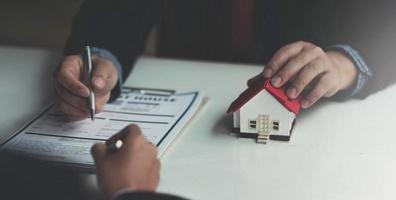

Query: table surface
[1,46,396,200]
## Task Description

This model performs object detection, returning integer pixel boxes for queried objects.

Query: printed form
[0,88,204,169]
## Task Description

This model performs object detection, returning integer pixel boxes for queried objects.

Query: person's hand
[54,55,118,119]
[91,124,160,198]
[248,41,358,108]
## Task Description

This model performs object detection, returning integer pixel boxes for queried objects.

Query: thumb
[91,58,118,95]
[91,143,107,164]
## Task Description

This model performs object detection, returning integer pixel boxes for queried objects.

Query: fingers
[287,58,326,99]
[105,124,138,146]
[55,80,110,115]
[55,56,117,117]
[55,81,88,110]
[264,41,312,79]
[262,41,343,109]
[123,124,143,144]
[95,93,111,113]
[106,124,143,146]
[92,124,160,194]
[55,55,90,117]
[91,57,118,96]
[90,57,116,112]
[58,98,88,118]
[91,143,107,164]
[148,159,161,190]
[121,124,157,156]
[271,46,324,88]
[56,57,90,97]
[301,76,333,108]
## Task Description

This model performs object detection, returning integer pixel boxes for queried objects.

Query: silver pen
[83,46,95,121]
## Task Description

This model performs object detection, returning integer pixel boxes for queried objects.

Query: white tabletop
[1,47,396,200]
[0,46,59,143]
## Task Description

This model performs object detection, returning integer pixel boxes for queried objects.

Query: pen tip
[90,109,94,122]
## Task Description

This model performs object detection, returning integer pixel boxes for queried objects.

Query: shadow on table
[211,113,238,137]
[296,100,330,121]
[0,152,101,200]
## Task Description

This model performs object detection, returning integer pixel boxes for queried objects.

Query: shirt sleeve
[326,1,396,99]
[325,44,373,101]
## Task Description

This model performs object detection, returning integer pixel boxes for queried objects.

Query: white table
[0,46,59,142]
[1,46,396,200]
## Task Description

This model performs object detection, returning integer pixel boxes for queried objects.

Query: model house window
[249,120,257,129]
[272,121,279,131]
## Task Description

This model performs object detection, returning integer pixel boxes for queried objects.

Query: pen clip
[82,45,96,121]
[82,46,93,87]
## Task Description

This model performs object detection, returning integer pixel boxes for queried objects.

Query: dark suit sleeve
[317,1,396,98]
[64,0,160,81]
[282,0,396,99]
[346,1,396,98]
[115,191,188,200]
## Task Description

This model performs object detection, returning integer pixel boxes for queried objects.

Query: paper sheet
[0,88,203,169]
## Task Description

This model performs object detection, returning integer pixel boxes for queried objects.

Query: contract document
[0,88,204,170]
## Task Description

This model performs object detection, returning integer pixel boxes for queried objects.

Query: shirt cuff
[90,47,123,101]
[325,45,373,100]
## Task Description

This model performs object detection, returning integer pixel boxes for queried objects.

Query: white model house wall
[239,90,292,137]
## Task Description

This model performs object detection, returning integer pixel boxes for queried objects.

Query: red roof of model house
[227,79,301,115]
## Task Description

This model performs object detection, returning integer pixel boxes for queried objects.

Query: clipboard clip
[126,87,176,96]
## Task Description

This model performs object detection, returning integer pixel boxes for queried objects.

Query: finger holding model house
[250,41,358,109]
[236,41,358,143]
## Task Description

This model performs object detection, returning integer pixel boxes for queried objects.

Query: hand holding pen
[82,46,96,121]
[54,46,118,120]
[91,124,160,198]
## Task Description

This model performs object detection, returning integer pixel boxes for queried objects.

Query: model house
[227,79,301,143]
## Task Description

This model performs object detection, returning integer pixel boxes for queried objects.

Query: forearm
[326,1,396,98]
[325,45,372,100]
